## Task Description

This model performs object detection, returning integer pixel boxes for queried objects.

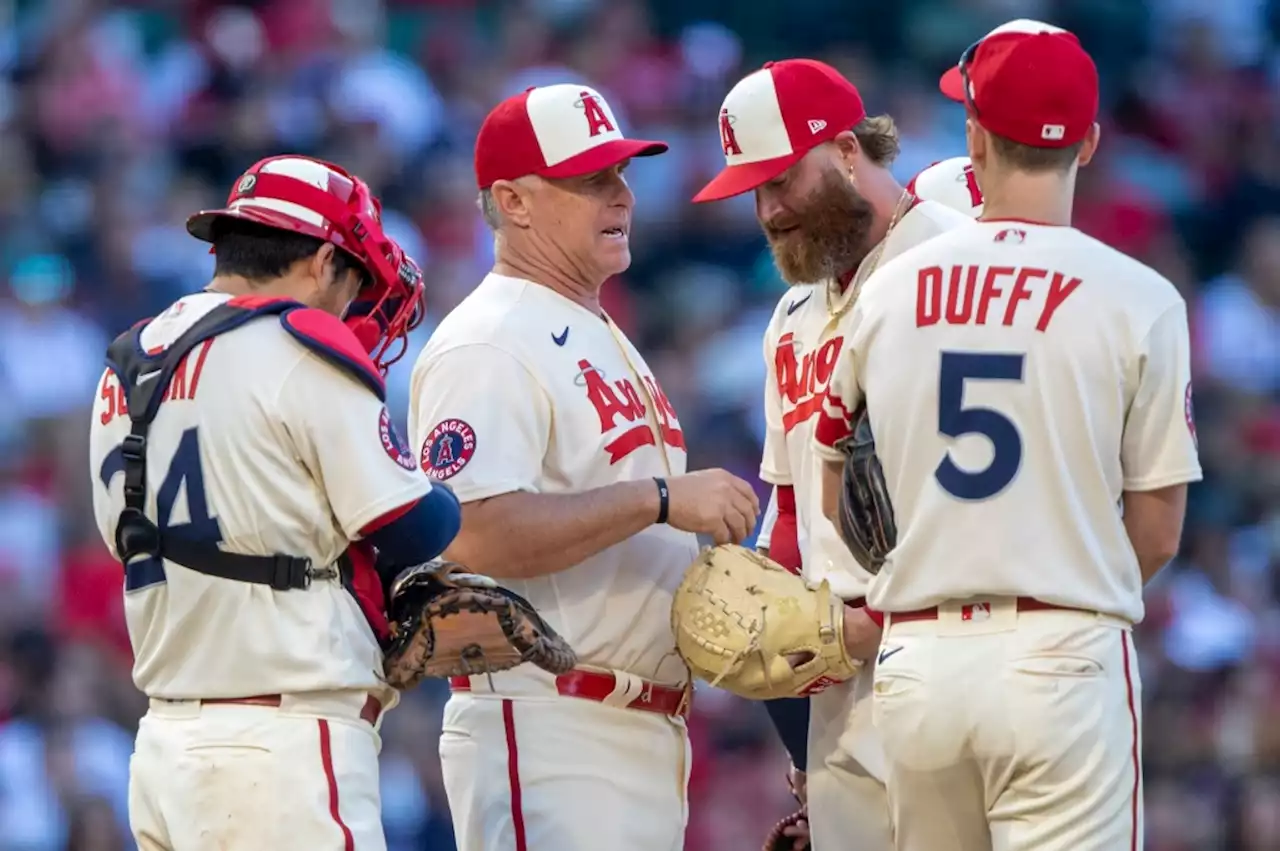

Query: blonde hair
[852,115,900,167]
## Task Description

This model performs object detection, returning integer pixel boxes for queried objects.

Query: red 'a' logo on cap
[719,109,742,156]
[579,91,615,137]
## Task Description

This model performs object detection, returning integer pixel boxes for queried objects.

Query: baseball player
[814,20,1202,850]
[691,59,982,850]
[89,156,462,851]
[908,155,986,218]
[408,83,761,851]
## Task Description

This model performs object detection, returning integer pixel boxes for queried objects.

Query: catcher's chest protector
[105,298,391,637]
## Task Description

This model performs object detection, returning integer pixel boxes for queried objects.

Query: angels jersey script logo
[421,419,477,480]
[578,359,685,463]
[775,333,843,433]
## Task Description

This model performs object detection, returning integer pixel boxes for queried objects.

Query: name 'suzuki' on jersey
[578,358,684,463]
[776,332,843,434]
[98,339,215,425]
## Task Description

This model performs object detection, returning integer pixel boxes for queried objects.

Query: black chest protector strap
[106,302,332,591]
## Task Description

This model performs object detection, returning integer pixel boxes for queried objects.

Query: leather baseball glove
[671,545,861,700]
[382,560,577,689]
[836,404,896,575]
[763,808,810,851]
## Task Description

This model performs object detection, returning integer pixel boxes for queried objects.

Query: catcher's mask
[187,155,426,373]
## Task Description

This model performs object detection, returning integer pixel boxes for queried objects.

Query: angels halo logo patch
[379,407,417,471]
[421,419,477,481]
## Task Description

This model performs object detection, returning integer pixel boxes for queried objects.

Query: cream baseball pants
[129,690,387,850]
[873,598,1143,851]
[440,692,690,851]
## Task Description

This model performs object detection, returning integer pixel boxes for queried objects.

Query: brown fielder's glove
[382,560,577,690]
[763,807,810,851]
[836,403,896,575]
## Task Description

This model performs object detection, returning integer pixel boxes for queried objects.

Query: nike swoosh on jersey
[786,293,812,315]
[552,327,569,346]
[877,646,903,665]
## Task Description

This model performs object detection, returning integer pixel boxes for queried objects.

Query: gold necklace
[826,188,915,320]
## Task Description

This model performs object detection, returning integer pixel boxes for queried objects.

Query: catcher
[89,154,572,851]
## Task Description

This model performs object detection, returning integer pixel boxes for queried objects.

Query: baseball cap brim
[692,151,802,203]
[538,138,668,181]
[939,66,965,102]
[186,206,328,244]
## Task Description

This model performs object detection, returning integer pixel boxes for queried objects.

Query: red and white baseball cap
[939,19,1098,149]
[474,84,668,190]
[692,59,866,203]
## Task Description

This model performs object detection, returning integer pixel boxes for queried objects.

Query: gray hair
[478,189,502,230]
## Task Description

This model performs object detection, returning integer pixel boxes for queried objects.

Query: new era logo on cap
[694,59,866,203]
[474,84,668,189]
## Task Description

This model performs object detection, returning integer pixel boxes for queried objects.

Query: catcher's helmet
[186,155,425,372]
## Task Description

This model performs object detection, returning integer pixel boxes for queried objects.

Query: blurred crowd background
[0,0,1278,848]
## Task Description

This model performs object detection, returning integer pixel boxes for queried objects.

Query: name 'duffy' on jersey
[578,358,685,463]
[775,333,843,434]
[915,265,1082,330]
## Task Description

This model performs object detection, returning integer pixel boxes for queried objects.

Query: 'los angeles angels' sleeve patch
[379,407,418,471]
[421,419,477,480]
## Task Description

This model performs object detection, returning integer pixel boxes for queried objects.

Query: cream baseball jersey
[409,274,699,684]
[814,221,1203,622]
[907,156,985,218]
[89,292,431,699]
[758,199,976,599]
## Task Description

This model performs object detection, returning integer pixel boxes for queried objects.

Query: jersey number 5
[935,351,1024,501]
[99,428,223,591]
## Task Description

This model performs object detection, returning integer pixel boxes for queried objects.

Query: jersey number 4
[99,428,223,591]
[936,351,1025,501]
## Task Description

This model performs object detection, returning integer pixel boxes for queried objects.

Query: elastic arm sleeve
[365,483,462,580]
[768,485,801,575]
[764,697,810,771]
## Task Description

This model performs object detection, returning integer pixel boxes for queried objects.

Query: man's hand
[666,469,761,544]
[780,810,810,850]
[841,606,882,661]
[764,804,810,850]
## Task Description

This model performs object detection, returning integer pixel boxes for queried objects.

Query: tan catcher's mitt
[383,560,577,690]
[671,545,861,700]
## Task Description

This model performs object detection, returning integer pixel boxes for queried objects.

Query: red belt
[200,693,383,726]
[449,670,692,718]
[890,597,1086,624]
